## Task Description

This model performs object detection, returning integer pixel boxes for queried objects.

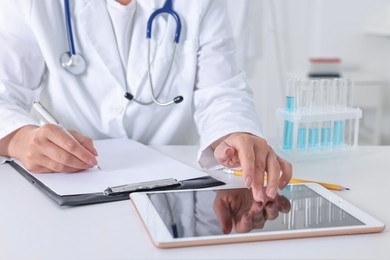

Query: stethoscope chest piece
[60,52,86,75]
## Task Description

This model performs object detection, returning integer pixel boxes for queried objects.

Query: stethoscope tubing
[147,40,182,106]
[64,0,76,56]
[146,0,182,43]
[61,0,184,106]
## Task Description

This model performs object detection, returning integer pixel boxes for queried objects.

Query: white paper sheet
[29,139,207,195]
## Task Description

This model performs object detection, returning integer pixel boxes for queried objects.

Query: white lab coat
[0,0,263,167]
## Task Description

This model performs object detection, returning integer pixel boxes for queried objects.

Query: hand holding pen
[6,101,100,173]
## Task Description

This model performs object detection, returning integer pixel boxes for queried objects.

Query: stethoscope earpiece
[174,96,183,104]
[124,92,134,101]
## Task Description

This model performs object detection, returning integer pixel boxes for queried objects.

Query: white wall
[227,0,390,145]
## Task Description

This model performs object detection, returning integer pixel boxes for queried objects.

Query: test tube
[308,80,321,149]
[320,79,332,148]
[332,79,346,146]
[343,79,354,147]
[296,81,309,149]
[282,78,298,150]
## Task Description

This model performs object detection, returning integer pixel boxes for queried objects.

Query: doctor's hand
[212,132,292,203]
[213,189,291,234]
[4,125,98,173]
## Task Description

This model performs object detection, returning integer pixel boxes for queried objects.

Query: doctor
[0,0,291,202]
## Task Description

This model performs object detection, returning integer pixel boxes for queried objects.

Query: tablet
[130,183,385,248]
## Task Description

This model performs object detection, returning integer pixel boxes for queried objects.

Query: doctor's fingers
[250,140,275,203]
[221,134,264,200]
[263,148,281,200]
[24,153,89,173]
[20,134,89,173]
[41,140,96,172]
[213,142,240,168]
[276,156,292,190]
[37,124,98,169]
[69,130,98,156]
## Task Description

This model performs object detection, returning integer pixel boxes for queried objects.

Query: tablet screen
[147,185,363,238]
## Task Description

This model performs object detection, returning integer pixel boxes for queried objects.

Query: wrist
[210,134,232,150]
[211,132,256,150]
[1,125,38,158]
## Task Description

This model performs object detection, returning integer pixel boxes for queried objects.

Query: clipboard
[8,139,225,206]
[9,160,223,206]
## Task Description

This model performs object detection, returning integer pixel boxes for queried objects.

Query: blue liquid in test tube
[321,126,331,147]
[308,127,319,148]
[332,79,347,147]
[296,81,308,149]
[297,128,307,149]
[307,80,321,149]
[282,79,298,150]
[333,121,344,145]
[282,96,294,150]
[320,79,332,148]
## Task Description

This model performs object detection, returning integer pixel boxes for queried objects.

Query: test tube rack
[276,78,363,161]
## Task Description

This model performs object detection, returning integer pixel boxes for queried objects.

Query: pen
[223,168,349,191]
[32,101,101,170]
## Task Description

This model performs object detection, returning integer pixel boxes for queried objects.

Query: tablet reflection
[147,185,363,239]
[213,189,291,234]
[148,188,291,238]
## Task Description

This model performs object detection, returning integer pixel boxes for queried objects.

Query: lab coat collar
[75,0,170,96]
[77,0,126,88]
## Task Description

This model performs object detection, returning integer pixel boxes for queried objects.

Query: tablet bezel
[130,183,385,248]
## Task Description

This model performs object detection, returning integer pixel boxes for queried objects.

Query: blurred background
[226,0,390,146]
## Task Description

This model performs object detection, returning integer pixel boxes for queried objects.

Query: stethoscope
[60,0,183,106]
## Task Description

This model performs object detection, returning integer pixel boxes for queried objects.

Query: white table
[1,146,389,259]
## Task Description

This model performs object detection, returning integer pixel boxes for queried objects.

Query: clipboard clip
[103,178,181,196]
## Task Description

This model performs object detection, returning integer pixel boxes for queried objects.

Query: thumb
[214,142,240,167]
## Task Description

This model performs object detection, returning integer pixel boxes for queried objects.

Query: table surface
[1,146,389,260]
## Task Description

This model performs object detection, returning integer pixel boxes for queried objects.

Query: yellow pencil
[223,169,349,191]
